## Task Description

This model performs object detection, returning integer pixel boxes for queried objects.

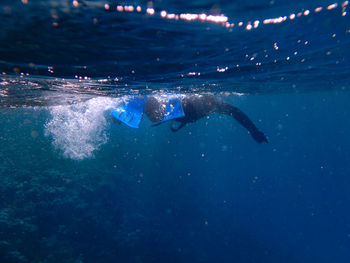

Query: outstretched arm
[218,102,268,143]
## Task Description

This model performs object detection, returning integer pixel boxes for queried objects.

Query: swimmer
[111,94,268,143]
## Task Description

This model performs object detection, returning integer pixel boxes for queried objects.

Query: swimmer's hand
[252,130,269,143]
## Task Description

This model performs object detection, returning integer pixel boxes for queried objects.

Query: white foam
[45,97,120,160]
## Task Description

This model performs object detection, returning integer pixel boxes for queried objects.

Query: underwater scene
[1,0,350,262]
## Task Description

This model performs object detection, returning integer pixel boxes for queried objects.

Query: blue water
[1,0,350,262]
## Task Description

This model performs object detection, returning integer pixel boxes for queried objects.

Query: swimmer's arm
[220,103,268,143]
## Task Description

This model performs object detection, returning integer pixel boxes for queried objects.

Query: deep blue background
[1,91,350,262]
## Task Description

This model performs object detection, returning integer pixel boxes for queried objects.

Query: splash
[45,97,119,160]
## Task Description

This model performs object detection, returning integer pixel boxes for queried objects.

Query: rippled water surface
[1,0,350,101]
[1,1,350,263]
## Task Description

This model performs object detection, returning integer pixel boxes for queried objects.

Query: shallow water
[1,1,350,262]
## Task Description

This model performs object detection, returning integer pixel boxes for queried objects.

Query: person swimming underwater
[110,94,268,143]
